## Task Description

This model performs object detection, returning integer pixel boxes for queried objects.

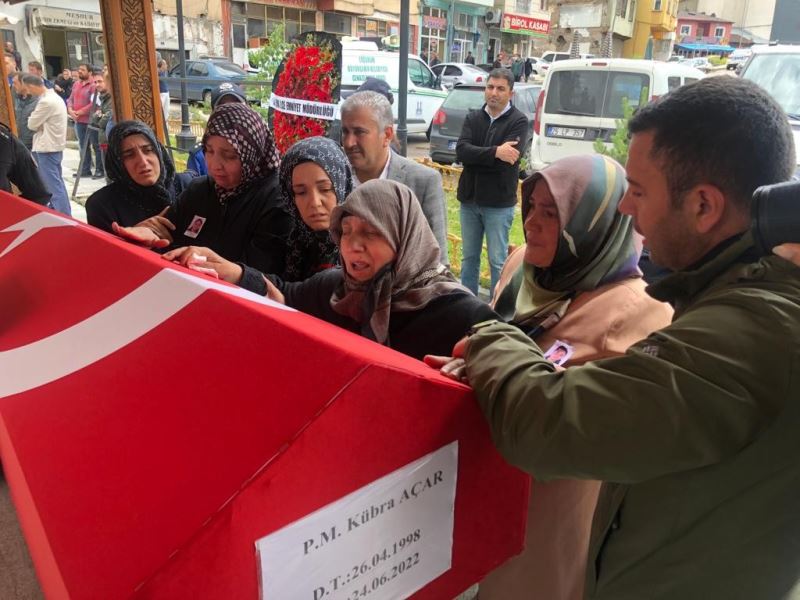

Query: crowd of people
[2,56,800,599]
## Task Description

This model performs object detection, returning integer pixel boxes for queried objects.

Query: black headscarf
[279,136,353,280]
[202,103,281,204]
[105,120,176,211]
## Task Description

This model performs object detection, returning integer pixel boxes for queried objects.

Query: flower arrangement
[272,33,341,154]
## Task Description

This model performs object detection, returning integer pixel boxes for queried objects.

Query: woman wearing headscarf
[429,154,673,600]
[280,136,353,280]
[264,179,497,360]
[158,103,292,292]
[86,120,193,235]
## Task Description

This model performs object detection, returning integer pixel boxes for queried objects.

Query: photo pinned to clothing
[544,340,574,366]
[185,215,206,239]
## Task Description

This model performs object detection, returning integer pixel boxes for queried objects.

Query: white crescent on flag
[0,214,292,399]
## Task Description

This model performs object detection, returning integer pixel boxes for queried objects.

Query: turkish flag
[0,194,528,599]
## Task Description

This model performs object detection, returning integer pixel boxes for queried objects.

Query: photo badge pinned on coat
[185,215,206,239]
[544,340,574,366]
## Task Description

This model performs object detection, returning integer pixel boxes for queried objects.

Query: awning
[674,42,735,53]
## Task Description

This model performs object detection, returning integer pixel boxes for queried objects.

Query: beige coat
[480,247,673,600]
[28,88,67,154]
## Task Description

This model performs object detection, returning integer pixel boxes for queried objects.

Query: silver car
[430,63,488,89]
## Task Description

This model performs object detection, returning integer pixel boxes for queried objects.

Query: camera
[751,180,800,256]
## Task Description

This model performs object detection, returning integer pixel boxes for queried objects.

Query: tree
[593,96,633,166]
[247,23,292,118]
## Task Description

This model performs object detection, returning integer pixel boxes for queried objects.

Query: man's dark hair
[488,67,514,89]
[21,74,43,87]
[28,61,43,72]
[628,76,795,211]
[78,63,92,71]
[91,67,103,75]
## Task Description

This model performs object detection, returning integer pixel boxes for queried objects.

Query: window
[667,76,681,91]
[408,58,437,89]
[715,26,725,38]
[444,65,462,76]
[233,24,246,48]
[357,18,388,38]
[457,14,475,30]
[545,70,650,118]
[324,13,352,35]
[515,0,531,13]
[248,18,265,40]
[680,25,691,36]
[629,0,636,21]
[187,62,209,77]
[653,0,662,10]
[231,1,246,16]
[617,0,628,17]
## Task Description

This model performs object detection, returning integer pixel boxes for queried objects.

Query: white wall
[151,12,224,59]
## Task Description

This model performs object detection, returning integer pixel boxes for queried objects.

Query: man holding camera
[428,76,800,598]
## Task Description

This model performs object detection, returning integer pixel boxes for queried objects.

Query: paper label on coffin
[256,442,458,600]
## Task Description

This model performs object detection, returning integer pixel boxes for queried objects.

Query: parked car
[539,51,595,74]
[430,62,488,89]
[739,44,800,167]
[530,58,704,172]
[429,83,542,169]
[161,58,249,104]
[679,56,712,71]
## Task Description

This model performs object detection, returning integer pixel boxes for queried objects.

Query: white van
[341,42,447,136]
[529,58,704,171]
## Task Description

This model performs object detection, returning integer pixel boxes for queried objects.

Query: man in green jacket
[428,76,800,598]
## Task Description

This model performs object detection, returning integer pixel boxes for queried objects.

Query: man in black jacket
[455,67,528,295]
[0,122,51,206]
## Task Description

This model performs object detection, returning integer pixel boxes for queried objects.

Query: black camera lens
[751,181,800,256]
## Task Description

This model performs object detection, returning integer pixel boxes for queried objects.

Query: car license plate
[547,126,586,139]
[448,140,457,150]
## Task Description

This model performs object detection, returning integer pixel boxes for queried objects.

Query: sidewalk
[62,141,106,224]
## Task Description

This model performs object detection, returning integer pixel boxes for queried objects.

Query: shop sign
[271,0,317,9]
[29,6,102,31]
[501,13,550,37]
[423,15,448,30]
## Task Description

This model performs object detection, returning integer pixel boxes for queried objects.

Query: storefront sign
[256,442,458,600]
[29,6,102,31]
[501,13,550,37]
[270,0,317,9]
[423,15,448,30]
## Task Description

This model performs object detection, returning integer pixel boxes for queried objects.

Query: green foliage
[708,55,727,66]
[593,96,634,166]
[248,23,291,83]
[246,23,292,121]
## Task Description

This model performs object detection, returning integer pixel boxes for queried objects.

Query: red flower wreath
[273,39,340,154]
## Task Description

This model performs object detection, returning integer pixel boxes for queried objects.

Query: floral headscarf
[279,137,353,280]
[202,103,281,204]
[328,180,465,345]
[494,154,641,329]
[105,120,176,210]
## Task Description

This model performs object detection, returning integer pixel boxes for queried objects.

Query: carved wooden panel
[100,0,164,140]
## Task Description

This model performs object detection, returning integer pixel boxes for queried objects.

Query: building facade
[674,10,733,55]
[547,1,635,59]
[0,2,108,78]
[623,0,679,59]
[678,0,775,44]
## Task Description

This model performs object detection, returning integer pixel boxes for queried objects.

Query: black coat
[455,103,529,208]
[275,268,498,360]
[166,173,292,281]
[0,124,50,206]
[86,172,195,233]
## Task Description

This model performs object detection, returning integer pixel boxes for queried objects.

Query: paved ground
[62,141,106,224]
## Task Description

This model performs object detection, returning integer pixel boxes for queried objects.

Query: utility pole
[175,0,196,151]
[398,0,409,156]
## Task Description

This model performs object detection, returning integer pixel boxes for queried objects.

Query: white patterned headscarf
[202,102,281,204]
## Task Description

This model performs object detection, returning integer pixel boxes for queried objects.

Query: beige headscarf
[329,179,466,345]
